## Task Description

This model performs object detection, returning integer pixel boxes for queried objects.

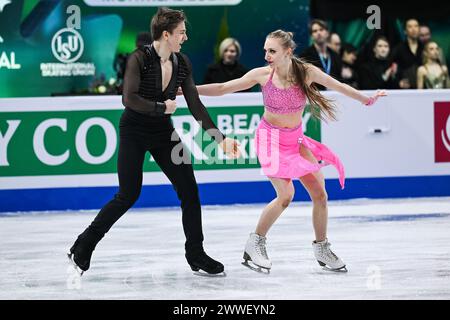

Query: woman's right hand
[164,99,177,114]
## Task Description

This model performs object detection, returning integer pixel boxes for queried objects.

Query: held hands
[164,99,177,114]
[364,90,387,106]
[218,137,241,159]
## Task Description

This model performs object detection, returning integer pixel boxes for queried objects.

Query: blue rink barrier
[0,175,449,213]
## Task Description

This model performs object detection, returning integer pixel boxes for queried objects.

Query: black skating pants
[82,108,204,254]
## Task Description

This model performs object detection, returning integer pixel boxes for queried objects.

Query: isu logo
[434,102,450,162]
[51,28,84,63]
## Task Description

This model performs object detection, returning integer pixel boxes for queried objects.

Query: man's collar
[148,43,174,62]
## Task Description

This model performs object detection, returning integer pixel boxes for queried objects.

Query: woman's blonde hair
[219,37,242,59]
[267,29,337,122]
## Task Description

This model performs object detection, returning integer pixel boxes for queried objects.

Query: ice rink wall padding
[1,91,449,212]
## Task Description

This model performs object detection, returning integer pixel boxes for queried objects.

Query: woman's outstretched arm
[307,64,386,105]
[196,67,266,96]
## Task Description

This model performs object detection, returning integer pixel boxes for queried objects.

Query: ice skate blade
[192,270,227,277]
[242,260,271,274]
[317,261,348,273]
[322,266,348,273]
[189,264,226,277]
[67,252,84,276]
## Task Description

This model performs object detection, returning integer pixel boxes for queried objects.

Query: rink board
[0,176,449,212]
[1,91,449,212]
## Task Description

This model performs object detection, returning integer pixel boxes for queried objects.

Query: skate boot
[312,239,347,272]
[242,233,271,274]
[185,249,225,277]
[67,229,103,276]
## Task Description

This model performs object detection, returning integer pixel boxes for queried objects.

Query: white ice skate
[242,233,272,274]
[312,239,347,272]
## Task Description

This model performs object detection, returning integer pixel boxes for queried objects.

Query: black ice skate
[185,250,226,277]
[67,229,102,276]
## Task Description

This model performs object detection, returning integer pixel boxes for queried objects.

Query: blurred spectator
[419,24,432,44]
[359,36,399,89]
[419,24,446,65]
[417,41,449,89]
[114,32,153,94]
[328,32,342,55]
[340,43,359,88]
[135,31,153,48]
[392,18,424,89]
[203,37,250,92]
[300,19,342,90]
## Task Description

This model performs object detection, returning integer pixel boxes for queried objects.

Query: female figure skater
[68,7,240,277]
[196,30,386,272]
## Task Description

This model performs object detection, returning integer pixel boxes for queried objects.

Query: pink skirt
[255,117,345,189]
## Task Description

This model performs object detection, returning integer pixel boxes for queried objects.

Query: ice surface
[0,197,449,299]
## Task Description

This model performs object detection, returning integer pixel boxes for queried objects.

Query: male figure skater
[68,7,240,276]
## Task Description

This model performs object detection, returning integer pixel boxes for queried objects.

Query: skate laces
[255,236,269,259]
[322,242,338,261]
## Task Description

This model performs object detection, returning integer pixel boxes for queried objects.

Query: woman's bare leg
[298,146,328,242]
[255,177,295,236]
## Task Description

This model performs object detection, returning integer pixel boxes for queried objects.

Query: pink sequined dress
[255,69,345,189]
